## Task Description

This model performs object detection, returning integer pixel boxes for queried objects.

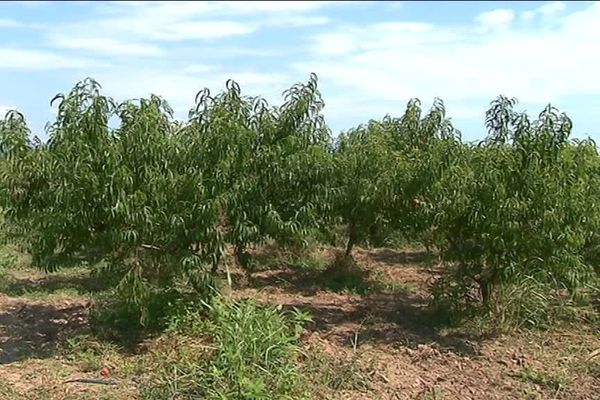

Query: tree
[0,79,222,323]
[331,98,460,257]
[184,74,333,272]
[332,119,398,256]
[430,96,600,312]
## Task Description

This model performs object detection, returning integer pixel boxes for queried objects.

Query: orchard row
[1,75,598,321]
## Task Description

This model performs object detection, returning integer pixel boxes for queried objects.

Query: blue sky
[0,1,598,142]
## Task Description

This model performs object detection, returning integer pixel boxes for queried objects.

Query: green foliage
[0,75,334,323]
[250,243,329,272]
[332,119,398,255]
[517,366,572,392]
[143,299,311,400]
[1,74,599,329]
[489,276,591,330]
[0,110,32,160]
[430,97,600,316]
[331,98,460,256]
[183,74,333,272]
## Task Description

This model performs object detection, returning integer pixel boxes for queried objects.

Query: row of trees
[1,75,598,321]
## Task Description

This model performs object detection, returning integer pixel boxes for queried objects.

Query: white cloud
[373,22,434,33]
[228,71,288,87]
[311,33,357,56]
[49,36,164,56]
[181,46,276,58]
[148,21,254,41]
[0,18,23,28]
[537,1,566,16]
[311,22,454,58]
[0,48,98,70]
[210,1,349,15]
[475,9,515,30]
[40,0,349,55]
[267,15,330,28]
[47,18,254,46]
[0,19,46,31]
[447,104,485,120]
[299,3,600,109]
[81,1,341,37]
[2,0,595,138]
[100,1,338,16]
[7,1,46,7]
[386,2,404,11]
[92,68,291,120]
[519,2,566,23]
[181,64,217,74]
[520,10,536,22]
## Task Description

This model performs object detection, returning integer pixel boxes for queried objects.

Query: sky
[0,0,598,142]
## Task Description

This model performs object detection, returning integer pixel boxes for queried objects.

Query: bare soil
[1,247,599,399]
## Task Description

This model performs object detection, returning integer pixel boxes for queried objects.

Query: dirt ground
[1,247,599,399]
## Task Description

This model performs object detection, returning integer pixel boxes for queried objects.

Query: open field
[1,244,598,400]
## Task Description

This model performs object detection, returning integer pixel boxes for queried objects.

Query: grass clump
[142,298,312,400]
[433,273,600,335]
[250,244,330,273]
[301,350,373,396]
[517,366,573,392]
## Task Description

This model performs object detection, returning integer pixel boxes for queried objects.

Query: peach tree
[429,97,600,314]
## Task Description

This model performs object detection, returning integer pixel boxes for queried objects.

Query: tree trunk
[481,281,491,308]
[479,276,500,312]
[345,224,357,257]
[235,243,249,270]
[211,251,222,274]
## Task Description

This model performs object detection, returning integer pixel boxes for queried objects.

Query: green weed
[142,298,311,400]
[517,366,572,392]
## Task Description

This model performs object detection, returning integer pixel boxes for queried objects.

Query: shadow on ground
[0,270,127,364]
[284,293,484,357]
[360,248,438,267]
[2,272,112,297]
[0,296,90,364]
[235,249,488,358]
[238,248,437,295]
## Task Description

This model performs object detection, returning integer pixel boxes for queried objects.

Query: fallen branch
[63,378,119,386]
[587,348,600,361]
[141,243,162,251]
